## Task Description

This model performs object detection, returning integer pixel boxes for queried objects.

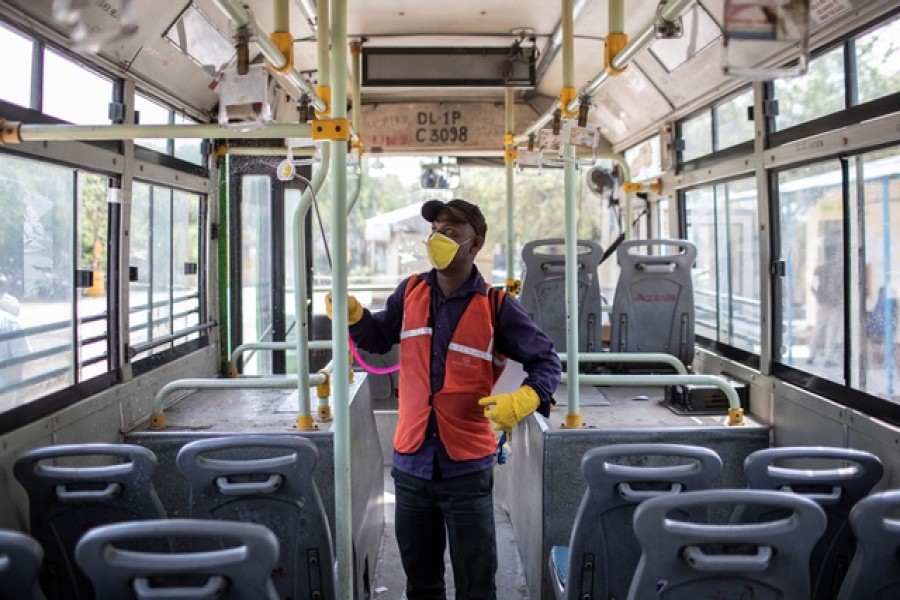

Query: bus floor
[373,466,530,599]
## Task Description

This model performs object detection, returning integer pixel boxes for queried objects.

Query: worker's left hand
[478,385,540,432]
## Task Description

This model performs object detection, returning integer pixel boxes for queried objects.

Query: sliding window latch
[770,260,786,277]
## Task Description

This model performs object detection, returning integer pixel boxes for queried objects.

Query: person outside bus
[0,273,29,390]
[809,246,843,366]
[327,198,561,599]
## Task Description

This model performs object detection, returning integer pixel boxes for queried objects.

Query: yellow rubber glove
[324,292,364,325]
[478,385,540,432]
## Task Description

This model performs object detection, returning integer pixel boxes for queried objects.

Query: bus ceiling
[0,1,884,151]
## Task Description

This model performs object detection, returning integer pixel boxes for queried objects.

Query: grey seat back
[74,519,280,600]
[520,238,605,354]
[610,239,697,366]
[628,489,827,600]
[735,446,884,600]
[176,435,335,600]
[554,443,723,600]
[0,529,46,600]
[837,489,900,600]
[13,444,167,600]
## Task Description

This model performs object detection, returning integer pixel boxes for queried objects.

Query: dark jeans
[392,467,497,600]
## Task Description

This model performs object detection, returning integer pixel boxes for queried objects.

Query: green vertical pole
[562,0,582,427]
[218,154,231,371]
[330,0,353,597]
[505,88,516,287]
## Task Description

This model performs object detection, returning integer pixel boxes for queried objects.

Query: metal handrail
[128,321,216,357]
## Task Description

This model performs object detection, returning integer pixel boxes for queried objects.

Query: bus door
[228,155,311,376]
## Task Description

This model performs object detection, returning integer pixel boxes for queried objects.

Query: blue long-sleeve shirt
[349,266,561,480]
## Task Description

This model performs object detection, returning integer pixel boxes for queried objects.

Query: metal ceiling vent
[362,41,536,88]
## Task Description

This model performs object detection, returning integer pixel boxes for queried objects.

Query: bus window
[0,23,32,109]
[42,48,112,125]
[684,177,760,353]
[777,160,845,376]
[855,17,900,105]
[856,146,900,400]
[773,47,844,131]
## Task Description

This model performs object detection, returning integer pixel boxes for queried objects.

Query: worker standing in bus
[327,198,561,599]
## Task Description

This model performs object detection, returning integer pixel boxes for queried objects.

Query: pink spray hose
[348,336,399,374]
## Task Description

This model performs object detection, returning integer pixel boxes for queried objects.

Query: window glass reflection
[0,24,33,108]
[777,161,844,377]
[715,90,754,151]
[857,146,900,401]
[680,111,713,163]
[684,178,760,353]
[174,113,204,165]
[855,17,900,104]
[42,49,112,124]
[774,47,844,131]
[0,154,75,408]
[135,94,171,154]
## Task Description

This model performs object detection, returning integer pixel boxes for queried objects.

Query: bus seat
[628,489,827,600]
[837,489,900,600]
[13,444,167,600]
[610,239,697,367]
[0,529,46,600]
[733,446,884,600]
[548,444,723,600]
[74,518,280,600]
[519,239,606,356]
[175,435,335,600]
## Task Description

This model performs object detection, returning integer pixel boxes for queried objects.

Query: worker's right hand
[325,292,364,325]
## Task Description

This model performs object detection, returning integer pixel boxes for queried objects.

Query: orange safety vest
[395,275,507,461]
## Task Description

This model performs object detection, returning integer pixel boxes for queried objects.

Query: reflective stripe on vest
[395,275,505,461]
[400,326,432,340]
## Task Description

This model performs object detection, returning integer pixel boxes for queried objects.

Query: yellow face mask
[425,233,472,270]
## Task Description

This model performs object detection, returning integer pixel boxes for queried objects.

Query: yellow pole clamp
[150,412,165,430]
[563,412,584,429]
[316,369,330,400]
[297,414,318,430]
[351,138,364,156]
[315,85,331,118]
[727,407,745,426]
[505,278,521,296]
[623,179,663,194]
[0,120,22,145]
[503,133,515,147]
[559,87,578,120]
[315,370,333,421]
[311,118,351,141]
[504,148,517,163]
[605,32,629,76]
[269,31,294,74]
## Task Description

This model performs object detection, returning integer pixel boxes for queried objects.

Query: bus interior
[0,0,898,599]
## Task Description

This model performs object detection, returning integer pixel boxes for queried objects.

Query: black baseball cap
[421,198,487,237]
